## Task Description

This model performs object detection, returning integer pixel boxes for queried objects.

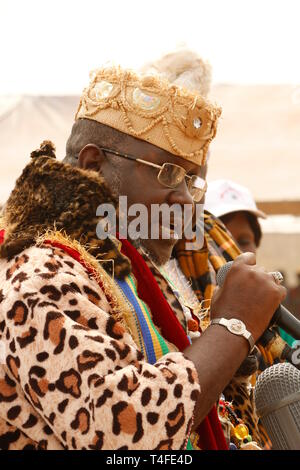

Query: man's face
[95,135,207,264]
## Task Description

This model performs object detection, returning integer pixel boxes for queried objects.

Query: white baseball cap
[205,179,267,219]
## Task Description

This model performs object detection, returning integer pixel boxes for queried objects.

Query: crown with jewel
[76,66,221,166]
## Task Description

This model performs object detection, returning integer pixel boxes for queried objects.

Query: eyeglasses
[99,147,207,202]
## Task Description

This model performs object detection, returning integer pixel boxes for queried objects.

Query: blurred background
[0,0,299,297]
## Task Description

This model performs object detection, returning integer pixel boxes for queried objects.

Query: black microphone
[258,327,300,370]
[216,261,300,341]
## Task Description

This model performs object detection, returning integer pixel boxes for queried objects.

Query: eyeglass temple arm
[100,147,206,187]
[99,147,161,169]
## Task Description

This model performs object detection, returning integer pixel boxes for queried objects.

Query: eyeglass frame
[98,146,207,202]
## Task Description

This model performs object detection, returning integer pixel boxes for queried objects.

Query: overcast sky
[1,0,300,94]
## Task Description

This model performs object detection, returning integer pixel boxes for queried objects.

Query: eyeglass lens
[158,163,186,188]
[158,163,206,201]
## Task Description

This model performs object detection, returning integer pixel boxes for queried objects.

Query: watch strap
[210,318,255,353]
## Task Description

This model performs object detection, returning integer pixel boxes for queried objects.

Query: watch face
[227,319,246,335]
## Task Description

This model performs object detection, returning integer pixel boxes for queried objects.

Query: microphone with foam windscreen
[254,363,300,449]
[216,261,300,340]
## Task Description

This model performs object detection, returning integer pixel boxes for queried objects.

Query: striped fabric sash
[116,274,170,365]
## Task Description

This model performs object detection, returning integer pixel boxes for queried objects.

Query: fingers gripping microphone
[254,363,300,449]
[216,262,300,340]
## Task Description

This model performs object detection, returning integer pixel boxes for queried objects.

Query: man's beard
[129,237,173,266]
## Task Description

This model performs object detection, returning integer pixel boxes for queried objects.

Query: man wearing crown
[0,65,285,450]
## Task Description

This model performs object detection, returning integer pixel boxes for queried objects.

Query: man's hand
[210,252,287,342]
[184,252,287,428]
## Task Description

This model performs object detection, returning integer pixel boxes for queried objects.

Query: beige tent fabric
[0,96,78,203]
[208,85,300,202]
[257,232,300,286]
[1,86,299,204]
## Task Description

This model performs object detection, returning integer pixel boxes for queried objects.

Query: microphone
[216,261,300,340]
[258,328,300,370]
[254,363,300,449]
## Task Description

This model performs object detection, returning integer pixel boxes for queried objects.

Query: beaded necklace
[218,395,253,449]
[140,247,202,340]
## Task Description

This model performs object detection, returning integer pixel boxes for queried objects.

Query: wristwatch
[210,318,255,353]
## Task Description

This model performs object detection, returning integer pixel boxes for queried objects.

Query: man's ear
[78,144,105,171]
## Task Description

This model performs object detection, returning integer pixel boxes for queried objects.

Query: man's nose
[166,182,195,210]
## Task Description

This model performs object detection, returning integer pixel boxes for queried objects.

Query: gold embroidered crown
[76,66,221,166]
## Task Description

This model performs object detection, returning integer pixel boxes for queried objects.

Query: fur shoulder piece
[0,142,131,279]
[30,140,56,159]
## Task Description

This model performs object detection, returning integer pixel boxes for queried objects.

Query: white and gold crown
[76,66,221,166]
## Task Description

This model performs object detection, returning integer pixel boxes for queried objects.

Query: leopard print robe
[0,146,200,450]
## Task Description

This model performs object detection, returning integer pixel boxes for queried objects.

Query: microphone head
[216,261,233,287]
[254,363,300,449]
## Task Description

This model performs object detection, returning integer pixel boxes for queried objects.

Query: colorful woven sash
[115,274,170,364]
